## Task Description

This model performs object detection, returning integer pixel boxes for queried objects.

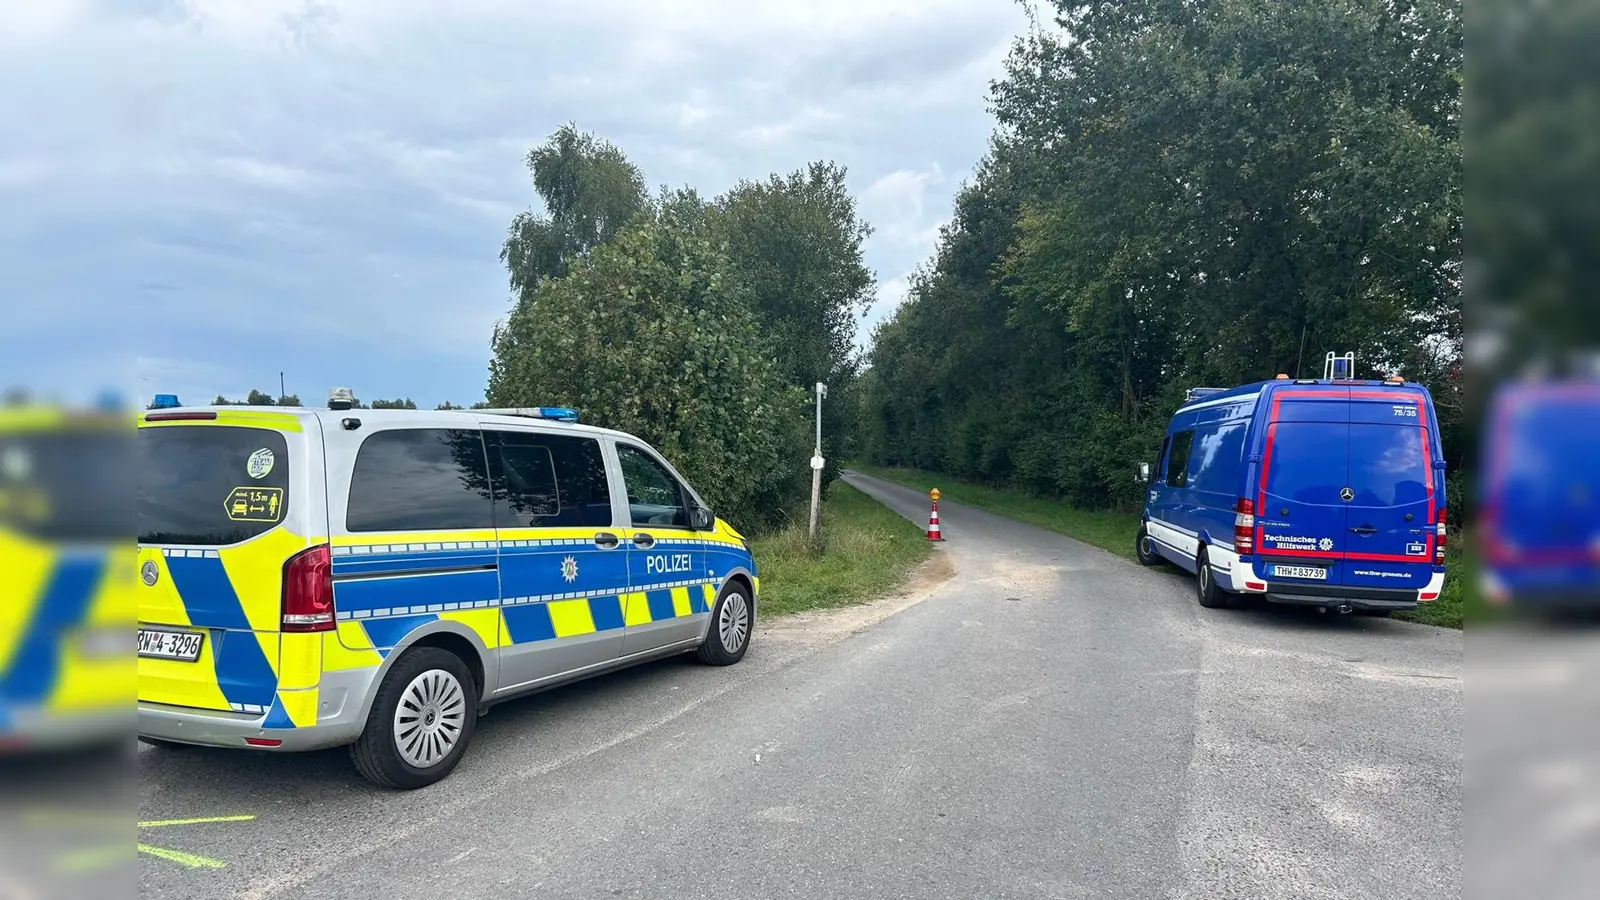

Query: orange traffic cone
[927,488,945,542]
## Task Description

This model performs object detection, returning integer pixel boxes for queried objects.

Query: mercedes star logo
[1339,487,1355,503]
[140,560,159,586]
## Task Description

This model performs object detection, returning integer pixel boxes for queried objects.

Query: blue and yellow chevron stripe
[1,530,134,743]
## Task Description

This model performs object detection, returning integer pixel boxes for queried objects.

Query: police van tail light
[1435,513,1448,565]
[1234,499,1256,554]
[282,544,335,632]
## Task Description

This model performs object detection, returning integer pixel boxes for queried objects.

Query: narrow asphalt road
[132,471,1461,900]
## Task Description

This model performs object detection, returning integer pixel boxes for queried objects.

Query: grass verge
[851,463,1467,629]
[750,479,933,618]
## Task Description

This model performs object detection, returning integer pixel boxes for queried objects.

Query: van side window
[347,429,494,532]
[1165,430,1196,489]
[616,444,689,528]
[1188,422,1247,494]
[1156,436,1171,482]
[487,431,613,528]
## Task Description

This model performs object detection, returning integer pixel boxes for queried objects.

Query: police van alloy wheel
[350,647,477,790]
[697,582,752,666]
[1195,548,1229,609]
[1135,526,1161,566]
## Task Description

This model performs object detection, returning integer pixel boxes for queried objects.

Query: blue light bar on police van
[150,393,181,409]
[474,406,582,423]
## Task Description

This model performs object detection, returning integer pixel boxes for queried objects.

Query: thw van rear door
[1341,392,1436,590]
[1256,388,1353,585]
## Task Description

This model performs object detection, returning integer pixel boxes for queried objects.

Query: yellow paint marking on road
[138,844,227,870]
[18,807,258,872]
[136,813,258,869]
[140,815,256,828]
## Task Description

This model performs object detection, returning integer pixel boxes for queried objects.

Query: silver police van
[136,390,758,788]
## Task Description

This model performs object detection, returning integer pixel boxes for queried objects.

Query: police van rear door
[136,410,319,718]
[1341,390,1437,590]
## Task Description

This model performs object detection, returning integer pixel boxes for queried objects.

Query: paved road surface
[132,471,1461,899]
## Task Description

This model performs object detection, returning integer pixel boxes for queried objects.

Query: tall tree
[707,162,876,469]
[864,0,1461,509]
[489,192,804,531]
[709,162,875,384]
[501,125,649,294]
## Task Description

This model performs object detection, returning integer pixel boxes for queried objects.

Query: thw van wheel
[1135,526,1162,566]
[350,646,478,790]
[1195,548,1231,609]
[697,581,752,666]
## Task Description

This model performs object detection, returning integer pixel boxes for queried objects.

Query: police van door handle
[593,532,620,549]
[633,533,656,549]
[1350,525,1378,536]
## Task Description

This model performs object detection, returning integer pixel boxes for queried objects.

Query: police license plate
[1271,565,1328,581]
[138,628,204,662]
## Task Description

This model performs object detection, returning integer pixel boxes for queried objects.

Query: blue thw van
[1136,356,1447,615]
[1478,377,1600,608]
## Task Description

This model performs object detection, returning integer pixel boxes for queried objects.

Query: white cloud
[861,165,950,249]
[736,107,848,146]
[212,156,320,190]
[0,1,93,44]
[858,269,919,352]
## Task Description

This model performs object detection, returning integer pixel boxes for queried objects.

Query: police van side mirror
[1135,462,1152,484]
[690,506,715,531]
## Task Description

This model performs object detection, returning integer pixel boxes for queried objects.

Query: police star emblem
[560,555,579,583]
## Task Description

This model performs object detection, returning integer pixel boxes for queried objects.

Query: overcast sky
[2,0,1027,408]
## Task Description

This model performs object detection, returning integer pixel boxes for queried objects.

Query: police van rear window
[138,426,291,545]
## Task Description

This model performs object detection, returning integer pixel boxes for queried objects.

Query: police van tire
[350,647,478,790]
[1195,548,1230,609]
[1135,526,1161,566]
[697,582,752,666]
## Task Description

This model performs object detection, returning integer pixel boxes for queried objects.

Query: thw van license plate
[1270,565,1327,581]
[138,628,204,662]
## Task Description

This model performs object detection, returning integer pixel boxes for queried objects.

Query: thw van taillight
[1234,499,1256,554]
[282,544,334,632]
[1435,511,1447,565]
